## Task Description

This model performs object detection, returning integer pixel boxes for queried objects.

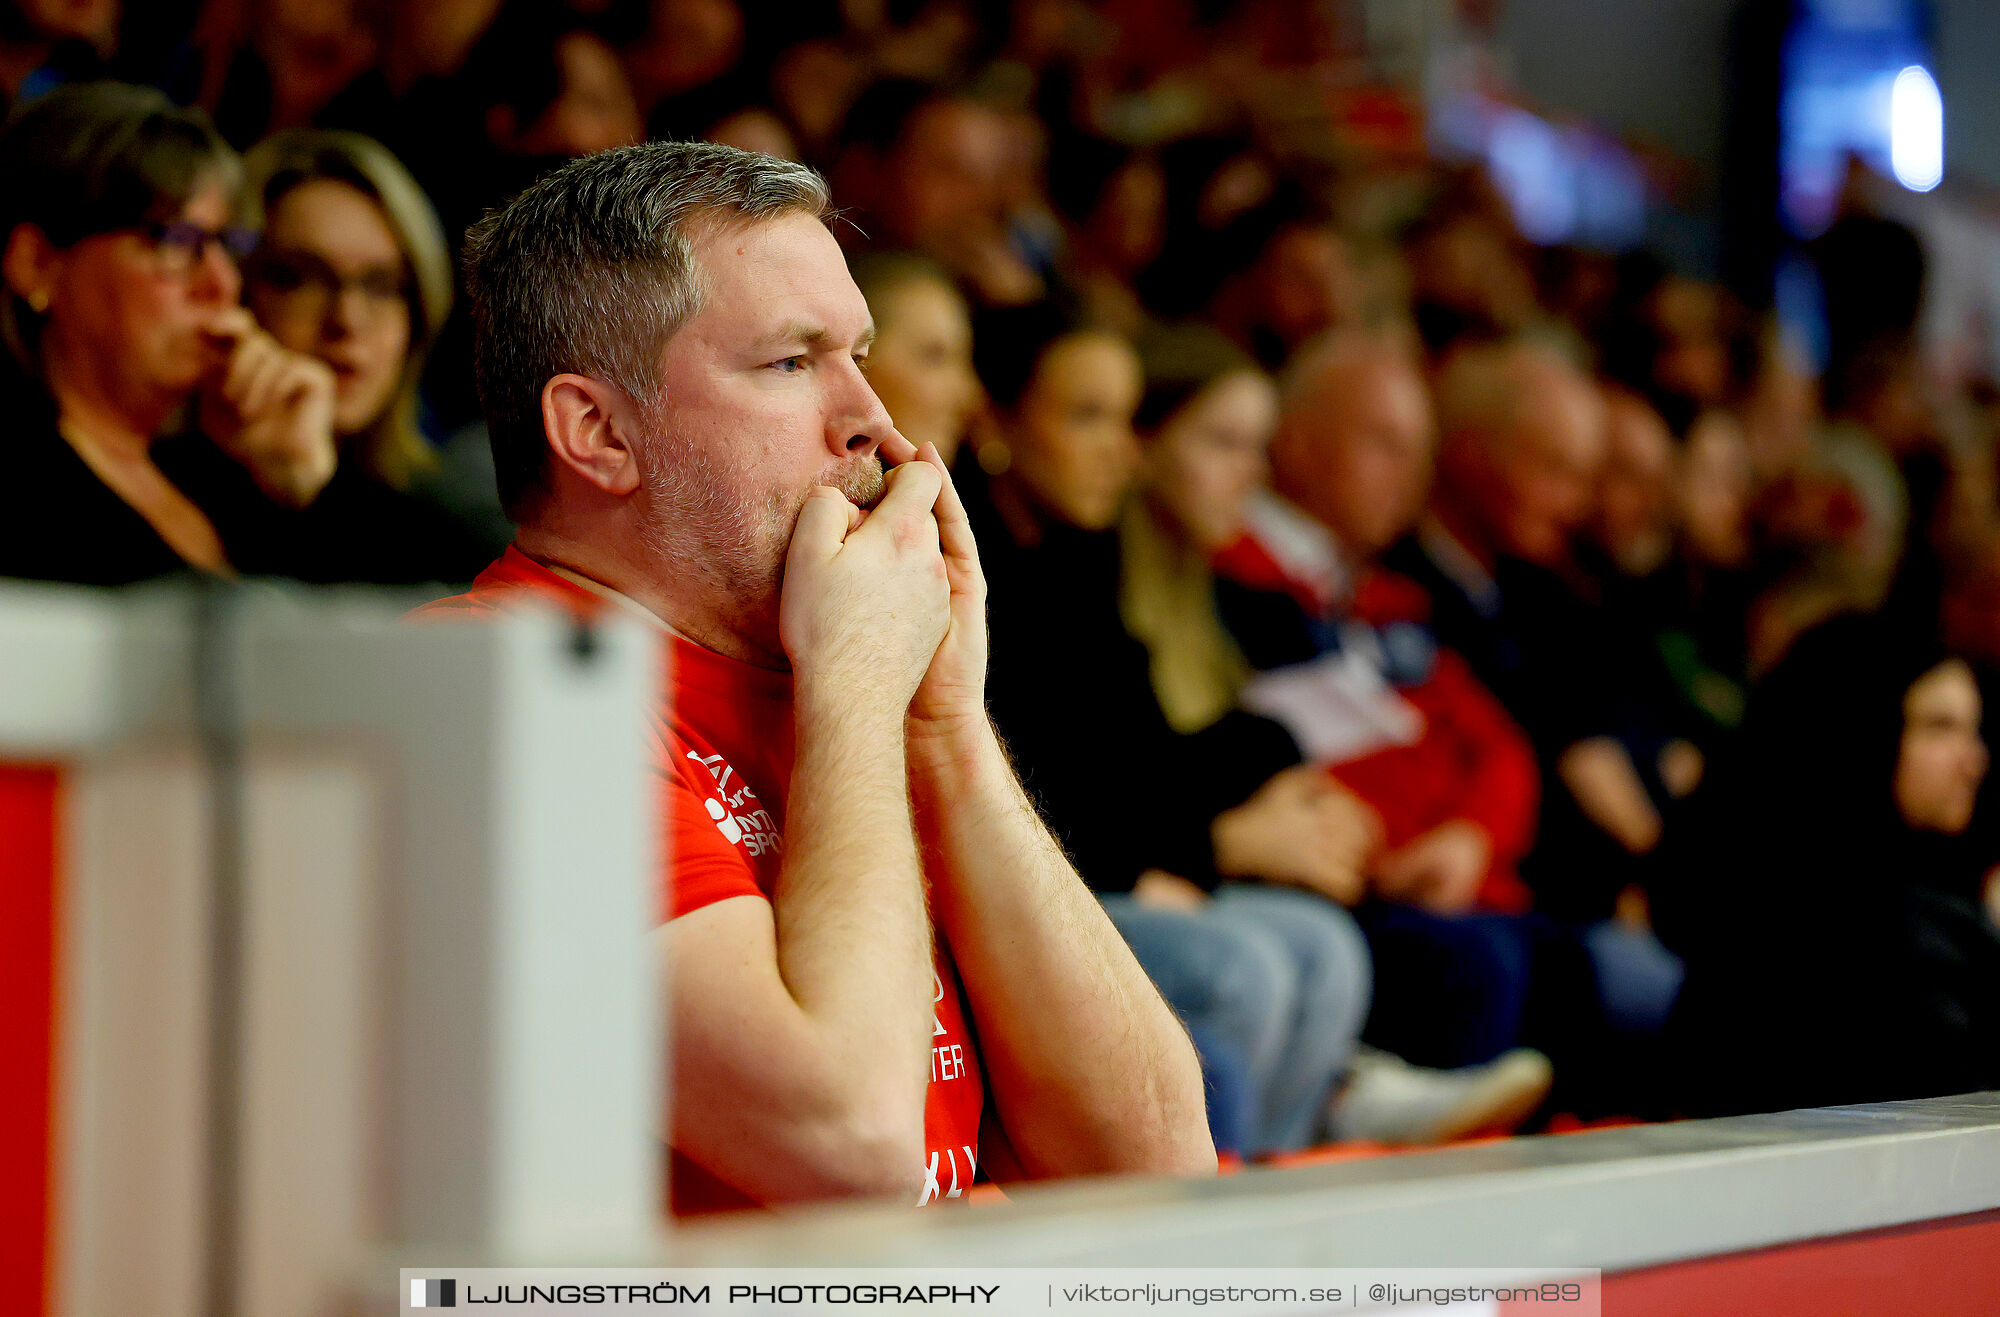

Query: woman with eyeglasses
[0,81,337,585]
[238,129,494,584]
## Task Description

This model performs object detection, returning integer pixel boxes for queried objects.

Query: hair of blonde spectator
[241,129,454,490]
[464,141,832,519]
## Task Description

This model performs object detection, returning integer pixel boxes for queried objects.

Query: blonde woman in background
[241,127,494,583]
[848,252,982,466]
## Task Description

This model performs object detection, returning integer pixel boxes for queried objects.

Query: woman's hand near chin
[198,308,339,508]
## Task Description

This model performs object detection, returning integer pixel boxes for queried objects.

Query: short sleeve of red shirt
[658,745,769,920]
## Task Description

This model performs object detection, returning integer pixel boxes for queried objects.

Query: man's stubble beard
[633,418,887,654]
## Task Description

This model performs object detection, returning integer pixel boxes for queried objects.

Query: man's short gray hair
[465,141,832,518]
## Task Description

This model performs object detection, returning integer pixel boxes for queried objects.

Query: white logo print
[917,1145,978,1205]
[703,797,742,843]
[685,750,781,856]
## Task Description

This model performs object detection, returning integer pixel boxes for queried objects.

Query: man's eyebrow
[751,321,876,353]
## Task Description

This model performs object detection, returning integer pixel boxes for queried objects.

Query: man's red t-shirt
[415,547,986,1214]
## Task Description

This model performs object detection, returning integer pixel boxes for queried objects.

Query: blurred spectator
[861,0,989,83]
[474,20,641,163]
[1401,180,1538,360]
[700,102,799,159]
[766,37,867,161]
[1206,205,1360,371]
[969,304,1552,1149]
[192,0,393,148]
[1809,212,1955,634]
[380,0,503,89]
[1585,398,1755,770]
[1385,339,1679,921]
[1736,323,1819,489]
[0,81,335,584]
[1660,610,2000,1115]
[405,5,646,440]
[1046,134,1164,336]
[617,0,746,140]
[1121,325,1275,738]
[1812,211,1927,393]
[1538,245,1620,352]
[832,79,1044,306]
[849,252,980,465]
[1,0,116,116]
[240,128,497,581]
[967,301,1365,1155]
[1207,334,1664,1111]
[969,303,1316,897]
[1678,410,1755,582]
[972,302,1376,1152]
[1224,334,1542,921]
[411,4,643,239]
[1591,386,1678,580]
[1817,342,1922,615]
[1132,329,1552,1081]
[1599,264,1751,429]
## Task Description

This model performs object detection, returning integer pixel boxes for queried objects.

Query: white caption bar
[396,1267,1600,1315]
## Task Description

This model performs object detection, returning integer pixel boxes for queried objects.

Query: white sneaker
[1324,1046,1554,1145]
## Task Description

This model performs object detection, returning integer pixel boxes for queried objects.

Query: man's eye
[853,353,871,372]
[770,356,807,373]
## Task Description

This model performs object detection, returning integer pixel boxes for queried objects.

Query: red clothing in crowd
[415,547,986,1214]
[1215,528,1540,914]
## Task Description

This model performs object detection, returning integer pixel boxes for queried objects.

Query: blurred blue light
[1778,0,1936,233]
[1890,65,1944,192]
[1487,108,1575,246]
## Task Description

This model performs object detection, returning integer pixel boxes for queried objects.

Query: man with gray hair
[1382,339,1686,1106]
[420,141,1213,1213]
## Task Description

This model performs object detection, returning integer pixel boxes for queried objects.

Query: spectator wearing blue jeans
[1103,884,1371,1154]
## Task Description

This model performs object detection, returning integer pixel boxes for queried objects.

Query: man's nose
[826,359,895,460]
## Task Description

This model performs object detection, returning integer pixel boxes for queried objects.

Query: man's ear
[542,373,643,496]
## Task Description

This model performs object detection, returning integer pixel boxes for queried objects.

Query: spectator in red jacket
[1117,327,1548,1089]
[1213,331,1672,1112]
[1214,331,1541,914]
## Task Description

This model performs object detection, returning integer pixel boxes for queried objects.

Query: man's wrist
[906,708,1002,779]
[794,671,913,739]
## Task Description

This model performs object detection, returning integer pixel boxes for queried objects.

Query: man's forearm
[776,684,935,1132]
[911,718,1215,1178]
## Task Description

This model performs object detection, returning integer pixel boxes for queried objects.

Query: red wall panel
[1,764,61,1317]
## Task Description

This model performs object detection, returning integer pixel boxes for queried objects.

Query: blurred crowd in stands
[5,0,1999,1159]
